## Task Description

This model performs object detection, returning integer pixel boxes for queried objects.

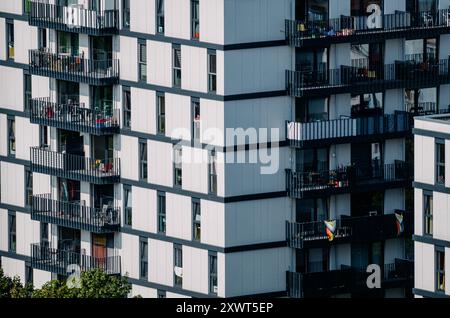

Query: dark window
[25,169,33,207]
[24,0,31,14]
[7,20,14,60]
[436,248,445,292]
[123,0,130,29]
[174,147,182,187]
[424,192,433,236]
[38,28,47,50]
[192,198,201,241]
[173,46,182,88]
[124,185,132,226]
[209,150,217,194]
[40,222,49,247]
[24,74,32,113]
[157,93,165,134]
[156,0,165,34]
[174,245,183,287]
[192,98,200,143]
[138,40,147,82]
[139,139,148,181]
[8,212,16,253]
[436,140,445,184]
[39,125,49,149]
[25,264,33,285]
[123,87,131,129]
[157,290,166,298]
[7,117,16,157]
[139,237,148,280]
[157,192,166,233]
[209,253,217,295]
[208,51,217,93]
[191,0,199,40]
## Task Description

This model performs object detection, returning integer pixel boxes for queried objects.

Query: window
[124,185,132,226]
[192,198,201,241]
[7,20,14,60]
[25,169,33,207]
[173,46,182,88]
[7,117,16,157]
[209,253,218,295]
[123,87,131,129]
[157,92,165,134]
[25,264,33,285]
[209,150,217,194]
[174,245,183,287]
[39,125,49,149]
[38,28,47,50]
[122,0,130,29]
[208,51,217,93]
[436,248,445,292]
[24,74,32,113]
[174,147,182,187]
[156,0,165,34]
[40,222,49,247]
[191,0,199,40]
[424,192,433,236]
[192,98,200,143]
[24,0,31,15]
[139,139,148,181]
[139,237,148,280]
[8,212,16,253]
[157,290,166,298]
[138,40,147,82]
[157,192,166,233]
[436,140,445,184]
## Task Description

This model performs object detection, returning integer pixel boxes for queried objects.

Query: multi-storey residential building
[413,114,450,298]
[0,0,447,299]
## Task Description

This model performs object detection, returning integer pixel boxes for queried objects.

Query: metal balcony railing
[29,50,119,86]
[28,1,119,35]
[31,243,121,276]
[30,147,120,184]
[286,9,450,47]
[31,194,120,233]
[30,98,120,135]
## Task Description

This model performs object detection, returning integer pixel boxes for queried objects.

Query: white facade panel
[201,200,225,247]
[14,20,37,65]
[132,186,157,233]
[0,1,22,14]
[414,241,435,292]
[182,146,208,194]
[148,40,172,87]
[121,233,139,280]
[165,0,190,40]
[1,257,25,282]
[166,192,192,241]
[148,140,173,187]
[119,36,137,82]
[199,0,224,44]
[166,93,191,141]
[31,75,50,99]
[0,162,24,207]
[0,210,7,252]
[200,99,225,147]
[130,0,156,35]
[434,191,450,242]
[0,66,23,111]
[414,188,423,236]
[0,18,4,61]
[181,45,207,93]
[131,87,156,135]
[0,114,7,156]
[120,135,139,181]
[33,269,52,289]
[414,135,435,185]
[182,246,208,294]
[16,212,40,257]
[131,284,157,298]
[148,239,173,286]
[15,117,39,161]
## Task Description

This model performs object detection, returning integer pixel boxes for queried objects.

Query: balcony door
[296,248,329,274]
[351,191,384,217]
[295,0,329,22]
[91,85,113,115]
[91,184,114,210]
[295,97,329,123]
[92,234,107,268]
[57,31,79,56]
[351,142,383,179]
[296,198,328,224]
[407,0,438,26]
[91,135,113,162]
[58,227,81,253]
[296,48,328,86]
[57,80,79,105]
[296,148,328,173]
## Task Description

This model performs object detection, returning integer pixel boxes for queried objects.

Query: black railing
[30,98,120,135]
[31,194,120,233]
[286,59,450,97]
[28,1,119,35]
[30,147,120,184]
[286,9,450,47]
[31,243,121,276]
[287,259,413,297]
[286,211,413,249]
[286,112,410,147]
[29,49,119,86]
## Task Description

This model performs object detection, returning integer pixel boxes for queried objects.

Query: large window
[405,38,437,63]
[139,237,148,280]
[124,185,132,227]
[7,117,16,157]
[174,245,183,287]
[192,198,201,241]
[424,192,433,236]
[25,169,33,207]
[295,98,328,123]
[157,192,166,233]
[122,87,131,129]
[296,148,328,172]
[24,74,32,113]
[209,150,217,194]
[295,0,329,22]
[208,51,217,93]
[40,222,49,247]
[122,0,130,29]
[156,0,165,34]
[173,46,182,88]
[8,212,16,253]
[39,125,49,149]
[7,20,14,60]
[138,40,147,82]
[436,248,445,292]
[436,140,445,185]
[191,0,200,40]
[174,147,182,187]
[139,139,148,181]
[209,253,218,295]
[157,92,165,134]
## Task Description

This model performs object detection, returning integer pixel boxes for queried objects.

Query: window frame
[436,139,445,185]
[192,198,201,241]
[25,168,33,208]
[156,0,165,34]
[139,139,148,181]
[122,0,130,29]
[173,244,183,288]
[423,191,433,236]
[138,39,147,82]
[436,247,445,293]
[122,86,131,129]
[192,98,201,143]
[209,150,218,195]
[24,73,32,113]
[157,92,166,134]
[39,125,49,149]
[172,45,182,88]
[139,236,148,280]
[7,116,16,157]
[8,211,16,253]
[40,222,49,247]
[6,20,14,60]
[209,252,218,295]
[124,185,132,227]
[157,191,166,234]
[207,50,217,93]
[173,146,182,187]
[191,0,200,40]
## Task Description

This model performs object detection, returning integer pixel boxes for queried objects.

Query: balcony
[286,211,413,249]
[286,112,411,149]
[28,1,119,36]
[31,194,120,233]
[29,50,119,86]
[30,147,120,184]
[30,98,120,135]
[286,161,411,199]
[286,59,450,98]
[30,243,121,276]
[286,9,450,48]
[287,259,414,298]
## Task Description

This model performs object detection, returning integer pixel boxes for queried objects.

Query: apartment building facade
[0,0,447,298]
[413,114,450,298]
